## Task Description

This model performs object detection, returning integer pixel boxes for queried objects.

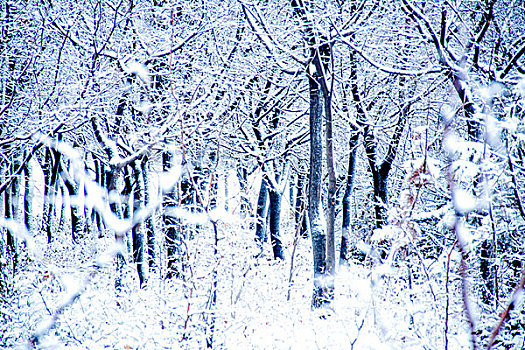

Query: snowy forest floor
[2,215,485,349]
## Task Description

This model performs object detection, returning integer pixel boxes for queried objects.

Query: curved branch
[500,40,525,79]
[337,36,443,76]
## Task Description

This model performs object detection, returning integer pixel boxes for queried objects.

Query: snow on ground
[2,216,470,349]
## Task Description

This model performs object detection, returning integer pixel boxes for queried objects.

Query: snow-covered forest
[1,0,525,348]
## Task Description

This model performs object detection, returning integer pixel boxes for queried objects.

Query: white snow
[453,188,477,215]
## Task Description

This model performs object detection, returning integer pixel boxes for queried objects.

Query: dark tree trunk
[308,71,332,307]
[480,239,495,305]
[289,173,295,214]
[11,159,21,223]
[366,153,390,229]
[255,175,269,252]
[106,165,123,218]
[132,160,145,287]
[290,0,335,307]
[142,156,156,270]
[361,79,408,230]
[83,181,94,237]
[268,184,284,260]
[59,182,66,231]
[109,163,125,291]
[163,151,181,279]
[121,166,133,254]
[320,51,336,278]
[45,136,62,242]
[207,151,218,211]
[237,166,252,219]
[83,153,95,237]
[59,160,84,242]
[91,117,124,291]
[452,74,481,141]
[5,179,17,273]
[23,153,32,233]
[341,126,359,261]
[41,148,52,242]
[341,55,361,261]
[121,166,133,219]
[93,158,105,237]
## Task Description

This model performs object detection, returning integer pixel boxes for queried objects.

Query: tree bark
[121,166,133,254]
[308,70,332,307]
[93,157,105,237]
[341,125,359,261]
[237,166,252,219]
[45,136,62,242]
[290,0,334,307]
[91,117,125,290]
[132,160,145,287]
[163,151,181,279]
[142,156,156,270]
[59,160,84,242]
[255,175,269,252]
[322,49,336,278]
[5,176,17,273]
[41,148,52,242]
[23,153,32,233]
[268,173,284,259]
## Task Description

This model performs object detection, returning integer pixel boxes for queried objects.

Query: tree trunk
[5,178,17,273]
[237,166,252,219]
[11,159,21,223]
[142,156,156,270]
[361,82,408,230]
[83,153,95,237]
[207,151,218,211]
[41,148,52,242]
[59,160,84,242]
[45,136,62,242]
[308,71,332,307]
[107,163,125,290]
[255,175,269,253]
[341,126,359,261]
[59,182,67,231]
[93,158,105,237]
[121,166,133,254]
[369,159,389,229]
[322,56,336,279]
[163,151,181,279]
[268,185,284,260]
[132,160,145,287]
[23,154,32,233]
